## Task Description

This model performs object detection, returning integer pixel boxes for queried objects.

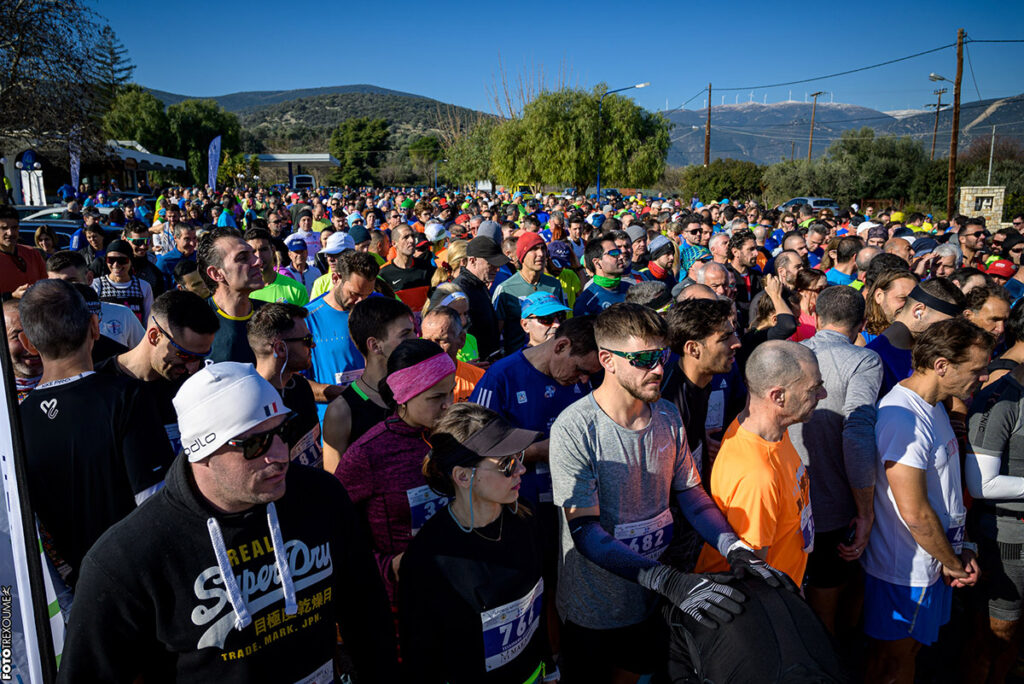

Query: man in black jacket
[58,362,399,683]
[454,236,508,359]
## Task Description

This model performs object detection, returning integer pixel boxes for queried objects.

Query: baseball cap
[521,292,570,319]
[626,225,646,244]
[601,204,613,213]
[911,237,938,257]
[466,236,509,266]
[547,241,572,269]
[429,415,542,473]
[477,220,502,244]
[987,259,1017,278]
[322,231,355,255]
[346,212,364,227]
[425,223,449,243]
[174,362,290,463]
[284,234,307,252]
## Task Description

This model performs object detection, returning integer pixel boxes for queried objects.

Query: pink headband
[387,352,456,405]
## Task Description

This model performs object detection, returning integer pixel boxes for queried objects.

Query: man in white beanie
[58,362,399,684]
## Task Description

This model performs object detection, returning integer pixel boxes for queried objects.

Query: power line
[964,37,983,101]
[715,43,956,91]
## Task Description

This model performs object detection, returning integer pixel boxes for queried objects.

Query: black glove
[638,565,745,629]
[726,545,798,593]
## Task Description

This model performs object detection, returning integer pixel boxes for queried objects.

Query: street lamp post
[925,87,948,160]
[596,82,649,199]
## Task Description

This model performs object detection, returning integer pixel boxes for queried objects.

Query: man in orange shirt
[0,205,47,296]
[696,340,827,585]
[420,305,483,403]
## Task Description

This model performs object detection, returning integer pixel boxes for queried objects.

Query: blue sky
[99,0,1024,115]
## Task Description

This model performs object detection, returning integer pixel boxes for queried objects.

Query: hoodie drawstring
[267,502,298,615]
[206,501,297,633]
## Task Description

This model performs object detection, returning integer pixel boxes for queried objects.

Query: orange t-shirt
[0,245,47,295]
[454,360,485,403]
[694,418,813,585]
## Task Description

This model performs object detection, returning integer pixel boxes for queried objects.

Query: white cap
[425,222,449,243]
[174,362,289,462]
[322,231,355,255]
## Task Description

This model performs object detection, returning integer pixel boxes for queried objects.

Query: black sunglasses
[106,256,129,265]
[226,411,299,460]
[530,313,566,326]
[282,333,315,348]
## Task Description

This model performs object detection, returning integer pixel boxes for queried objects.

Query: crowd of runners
[2,182,1024,683]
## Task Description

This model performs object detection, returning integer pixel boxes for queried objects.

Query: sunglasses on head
[106,256,129,265]
[530,312,565,326]
[282,333,315,348]
[152,317,212,362]
[227,412,299,460]
[602,347,670,370]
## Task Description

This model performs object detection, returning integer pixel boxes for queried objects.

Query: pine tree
[93,25,135,112]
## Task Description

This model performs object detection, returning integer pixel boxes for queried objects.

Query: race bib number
[292,660,332,684]
[614,509,674,560]
[705,390,725,431]
[406,484,449,535]
[480,578,544,673]
[947,513,966,555]
[290,424,323,469]
[333,368,363,387]
[535,462,553,503]
[800,499,815,553]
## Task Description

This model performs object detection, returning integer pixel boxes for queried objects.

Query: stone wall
[960,186,1006,229]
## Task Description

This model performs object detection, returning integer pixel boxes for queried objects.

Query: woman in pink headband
[334,339,456,618]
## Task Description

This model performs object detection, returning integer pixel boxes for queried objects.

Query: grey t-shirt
[550,394,701,629]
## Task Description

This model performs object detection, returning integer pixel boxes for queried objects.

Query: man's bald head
[677,283,717,302]
[745,340,818,398]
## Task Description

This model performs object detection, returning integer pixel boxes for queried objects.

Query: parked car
[780,197,841,215]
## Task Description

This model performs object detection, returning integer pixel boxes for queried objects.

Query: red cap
[516,232,546,264]
[987,259,1017,278]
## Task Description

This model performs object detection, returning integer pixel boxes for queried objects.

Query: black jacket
[454,268,501,359]
[58,454,399,683]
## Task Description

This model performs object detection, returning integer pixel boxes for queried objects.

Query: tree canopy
[490,86,671,195]
[166,99,240,186]
[102,85,171,154]
[327,117,390,186]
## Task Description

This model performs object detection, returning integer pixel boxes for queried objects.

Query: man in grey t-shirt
[788,285,882,634]
[550,303,792,682]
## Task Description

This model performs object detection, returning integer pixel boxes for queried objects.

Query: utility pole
[946,28,964,220]
[988,124,996,185]
[925,88,947,160]
[704,83,712,167]
[807,91,825,161]
[791,141,795,161]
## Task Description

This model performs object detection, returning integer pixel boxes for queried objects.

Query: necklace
[448,505,504,542]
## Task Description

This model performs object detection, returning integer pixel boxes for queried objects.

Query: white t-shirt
[861,384,966,587]
[99,302,145,349]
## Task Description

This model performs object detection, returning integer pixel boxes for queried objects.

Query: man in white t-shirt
[862,317,994,682]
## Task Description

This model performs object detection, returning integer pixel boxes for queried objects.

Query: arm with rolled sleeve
[843,352,883,507]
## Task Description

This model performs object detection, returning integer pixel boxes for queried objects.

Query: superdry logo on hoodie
[192,538,333,650]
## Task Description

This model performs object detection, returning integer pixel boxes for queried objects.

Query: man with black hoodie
[58,362,399,683]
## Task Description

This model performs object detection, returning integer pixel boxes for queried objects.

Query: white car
[780,197,841,215]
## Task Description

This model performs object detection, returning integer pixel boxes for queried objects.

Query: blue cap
[521,292,570,319]
[547,240,572,268]
[284,234,306,252]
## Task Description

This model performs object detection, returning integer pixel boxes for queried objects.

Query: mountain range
[148,85,1024,166]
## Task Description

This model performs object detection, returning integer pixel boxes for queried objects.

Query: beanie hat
[516,232,545,263]
[348,224,370,245]
[477,220,502,244]
[105,239,132,256]
[174,362,290,462]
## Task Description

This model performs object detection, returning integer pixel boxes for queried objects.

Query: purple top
[334,416,432,603]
